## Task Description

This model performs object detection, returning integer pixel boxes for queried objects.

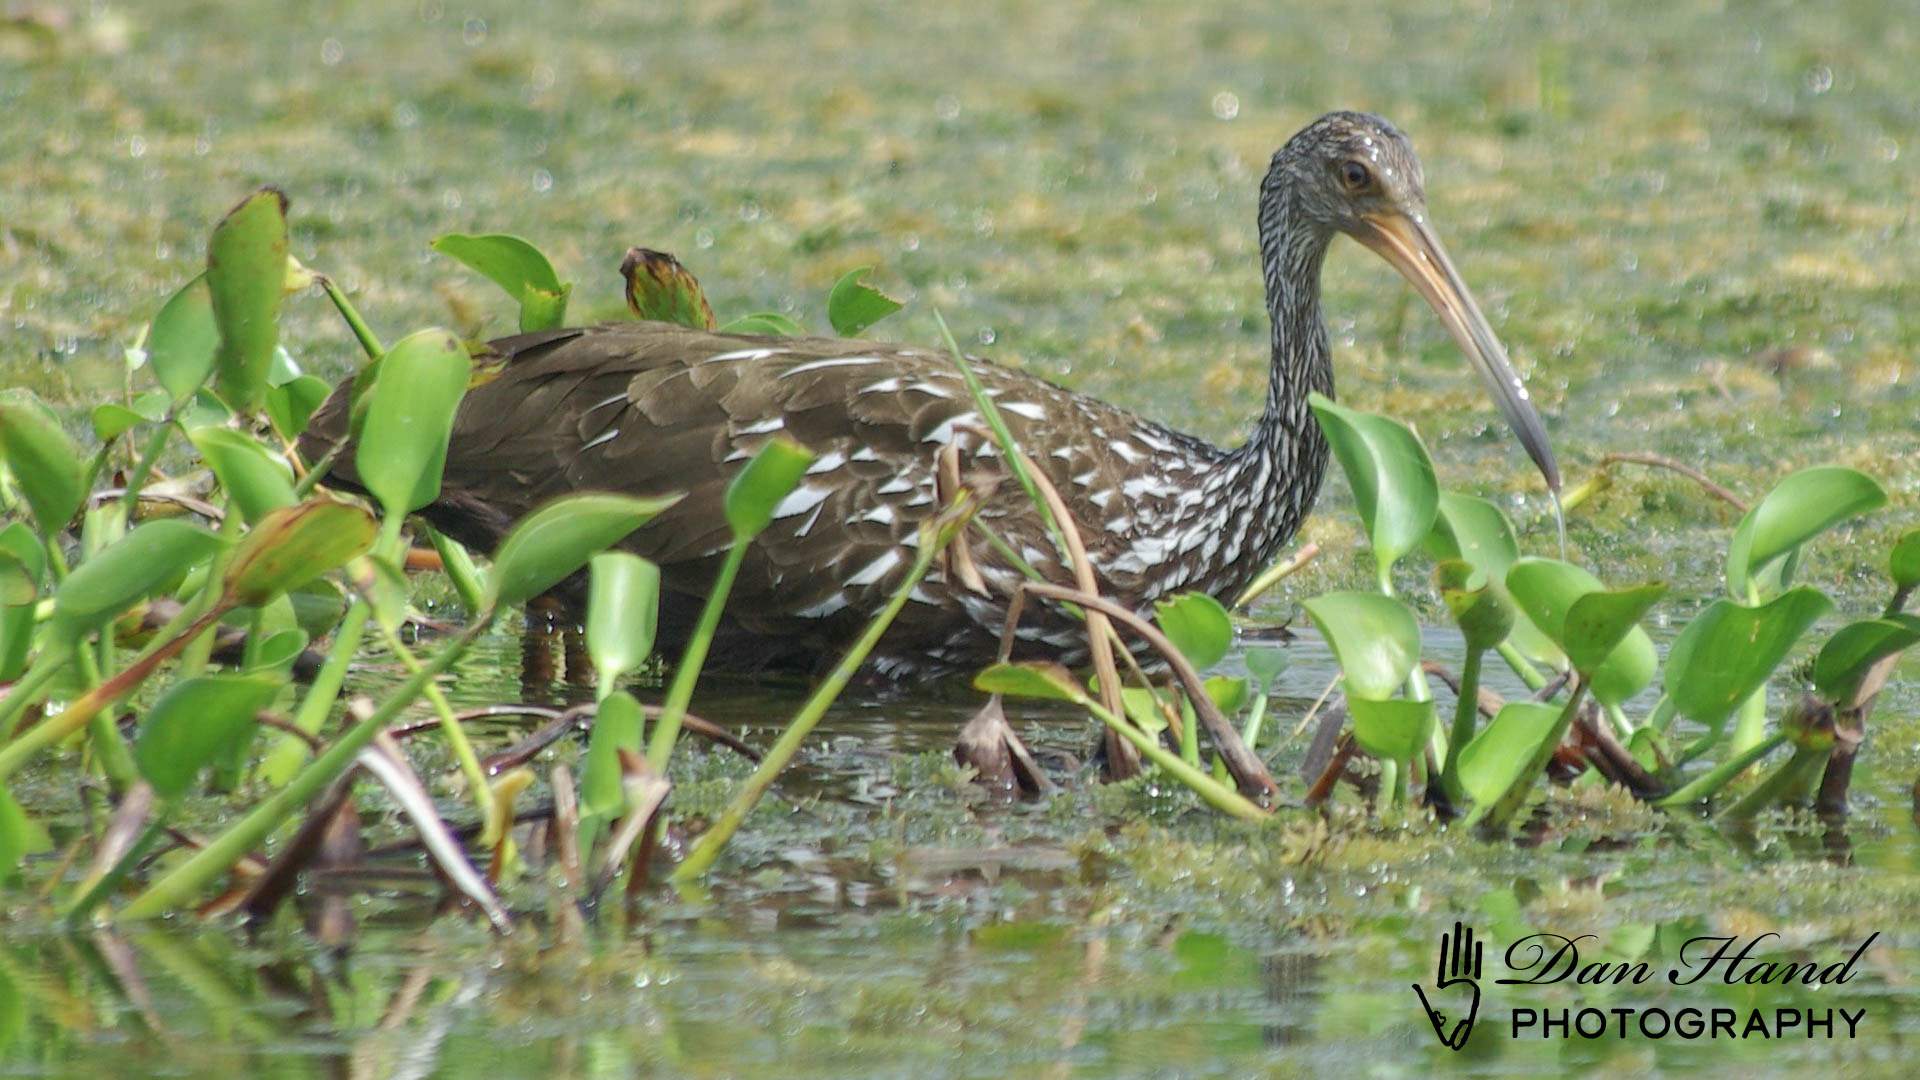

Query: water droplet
[442,188,463,210]
[934,94,960,121]
[1210,91,1240,121]
[977,327,996,346]
[320,38,344,66]
[417,0,444,21]
[693,228,714,249]
[531,168,553,194]
[900,233,920,252]
[1804,65,1833,94]
[394,102,419,129]
[462,17,487,46]
[128,135,146,159]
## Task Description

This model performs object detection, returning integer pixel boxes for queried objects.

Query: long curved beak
[1354,210,1560,492]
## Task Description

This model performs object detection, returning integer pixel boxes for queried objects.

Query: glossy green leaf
[1436,559,1515,653]
[1812,615,1920,706]
[826,266,904,337]
[1726,466,1886,598]
[430,232,571,332]
[621,247,715,329]
[582,690,646,820]
[1202,675,1249,715]
[1308,393,1439,574]
[1456,701,1565,810]
[1301,592,1422,701]
[1154,592,1234,671]
[0,388,86,539]
[1244,645,1288,687]
[1890,529,1920,591]
[974,661,1087,704]
[587,551,661,688]
[248,628,310,675]
[206,188,290,412]
[1665,588,1831,731]
[134,674,282,798]
[0,783,51,883]
[265,373,333,439]
[724,438,816,540]
[1426,491,1518,571]
[51,520,226,640]
[1348,697,1435,762]
[355,328,472,515]
[179,387,233,430]
[1120,687,1168,736]
[222,498,377,607]
[90,403,151,442]
[1505,558,1664,701]
[288,578,348,639]
[488,493,681,608]
[0,552,34,608]
[718,312,804,336]
[147,274,219,403]
[188,426,296,524]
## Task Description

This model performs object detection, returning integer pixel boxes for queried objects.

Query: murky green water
[3,0,1918,1075]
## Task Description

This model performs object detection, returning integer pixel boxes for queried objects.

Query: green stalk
[1440,646,1485,803]
[1471,680,1588,834]
[1645,694,1677,734]
[1718,744,1830,823]
[1495,641,1550,693]
[258,601,370,784]
[421,522,488,614]
[369,616,491,822]
[63,819,167,926]
[119,617,491,920]
[1239,692,1271,754]
[934,311,1066,554]
[645,542,748,771]
[319,275,385,359]
[1726,688,1768,757]
[673,518,958,880]
[116,422,175,518]
[1654,731,1788,808]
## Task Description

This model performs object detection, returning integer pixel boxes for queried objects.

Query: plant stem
[319,275,385,359]
[1441,647,1484,803]
[1495,641,1550,693]
[259,601,370,784]
[0,642,73,739]
[369,616,491,822]
[1719,744,1830,823]
[119,617,491,920]
[421,522,487,614]
[1654,731,1788,808]
[645,542,747,771]
[673,516,962,880]
[117,423,174,518]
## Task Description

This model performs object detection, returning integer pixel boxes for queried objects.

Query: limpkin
[303,111,1558,677]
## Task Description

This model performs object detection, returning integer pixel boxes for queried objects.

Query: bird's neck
[1189,187,1336,596]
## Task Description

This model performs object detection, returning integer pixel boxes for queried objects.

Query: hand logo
[1412,921,1483,1050]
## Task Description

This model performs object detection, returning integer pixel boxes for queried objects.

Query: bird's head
[1264,111,1560,493]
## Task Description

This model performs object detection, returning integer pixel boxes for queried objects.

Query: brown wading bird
[302,111,1559,680]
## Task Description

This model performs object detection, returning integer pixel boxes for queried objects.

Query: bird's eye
[1339,160,1373,190]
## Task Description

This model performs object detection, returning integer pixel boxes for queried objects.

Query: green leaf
[1301,592,1422,701]
[1665,589,1832,731]
[148,274,219,404]
[287,578,348,639]
[1244,646,1288,687]
[51,520,226,640]
[1120,687,1168,736]
[1726,466,1886,599]
[1890,529,1920,591]
[1456,702,1565,809]
[718,312,804,336]
[826,266,904,337]
[134,674,282,798]
[221,498,377,608]
[430,233,571,332]
[89,403,151,442]
[1428,491,1563,666]
[264,373,333,440]
[1154,592,1234,671]
[620,247,716,330]
[0,524,44,681]
[1505,558,1664,701]
[248,628,310,675]
[1308,393,1439,575]
[1348,697,1435,762]
[0,388,87,539]
[587,552,661,687]
[206,188,291,412]
[1436,559,1516,654]
[1812,615,1920,706]
[1202,675,1249,715]
[0,783,52,883]
[488,493,681,608]
[188,426,296,524]
[974,661,1087,704]
[355,329,472,516]
[581,690,645,820]
[724,438,816,540]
